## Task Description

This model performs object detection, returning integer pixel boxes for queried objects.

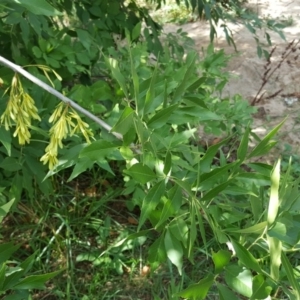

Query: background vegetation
[0,0,299,299]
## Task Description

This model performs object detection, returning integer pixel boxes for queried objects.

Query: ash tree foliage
[0,0,300,299]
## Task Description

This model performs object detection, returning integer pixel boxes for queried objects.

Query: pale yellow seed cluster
[40,102,93,169]
[0,73,93,170]
[0,75,41,145]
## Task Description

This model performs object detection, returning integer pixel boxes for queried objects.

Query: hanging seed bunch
[1,69,93,170]
[251,39,300,105]
[40,102,93,169]
[0,74,41,144]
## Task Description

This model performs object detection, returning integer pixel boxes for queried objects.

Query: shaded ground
[164,0,300,154]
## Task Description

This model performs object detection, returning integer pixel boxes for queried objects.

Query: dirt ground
[164,0,300,153]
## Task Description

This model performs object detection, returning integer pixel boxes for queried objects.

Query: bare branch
[0,55,123,140]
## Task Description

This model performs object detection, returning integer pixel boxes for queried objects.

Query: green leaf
[5,12,22,24]
[76,29,91,53]
[237,126,250,162]
[248,118,286,159]
[223,185,258,196]
[99,230,150,258]
[170,219,189,247]
[279,156,292,202]
[257,45,262,58]
[249,187,263,222]
[0,243,20,265]
[3,253,36,291]
[0,263,6,291]
[79,140,120,161]
[67,157,93,182]
[96,159,115,175]
[155,197,174,230]
[225,265,252,297]
[69,85,90,102]
[144,63,159,115]
[32,46,42,58]
[19,253,36,275]
[20,18,30,46]
[225,221,267,234]
[148,104,178,129]
[91,81,112,101]
[287,176,300,211]
[163,79,168,108]
[281,251,300,298]
[139,180,165,230]
[0,157,22,172]
[174,179,194,198]
[195,208,207,257]
[45,56,60,68]
[251,274,272,299]
[188,206,197,259]
[148,234,167,271]
[125,163,156,185]
[217,283,239,300]
[163,152,172,175]
[133,116,148,152]
[111,106,135,135]
[245,22,256,34]
[177,274,214,299]
[76,53,90,65]
[237,173,270,186]
[231,240,261,273]
[164,229,183,275]
[120,146,134,160]
[167,129,196,148]
[246,163,272,176]
[168,108,222,125]
[4,292,29,300]
[9,173,23,201]
[198,162,237,191]
[0,127,12,156]
[212,250,231,274]
[200,179,234,202]
[105,56,129,99]
[4,267,24,290]
[12,270,61,290]
[200,135,233,173]
[0,199,15,223]
[186,77,207,92]
[132,22,142,40]
[156,185,182,230]
[268,159,280,226]
[172,53,197,104]
[43,142,84,178]
[129,49,140,113]
[13,0,62,16]
[252,141,278,157]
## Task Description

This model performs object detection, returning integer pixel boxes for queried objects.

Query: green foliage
[0,0,299,299]
[69,38,299,298]
[0,197,60,299]
[0,0,195,204]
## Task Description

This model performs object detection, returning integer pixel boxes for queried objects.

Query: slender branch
[0,55,123,140]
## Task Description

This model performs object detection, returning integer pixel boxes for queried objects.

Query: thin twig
[0,55,123,140]
[251,40,300,105]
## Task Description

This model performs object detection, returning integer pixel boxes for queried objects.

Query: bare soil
[164,0,300,154]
